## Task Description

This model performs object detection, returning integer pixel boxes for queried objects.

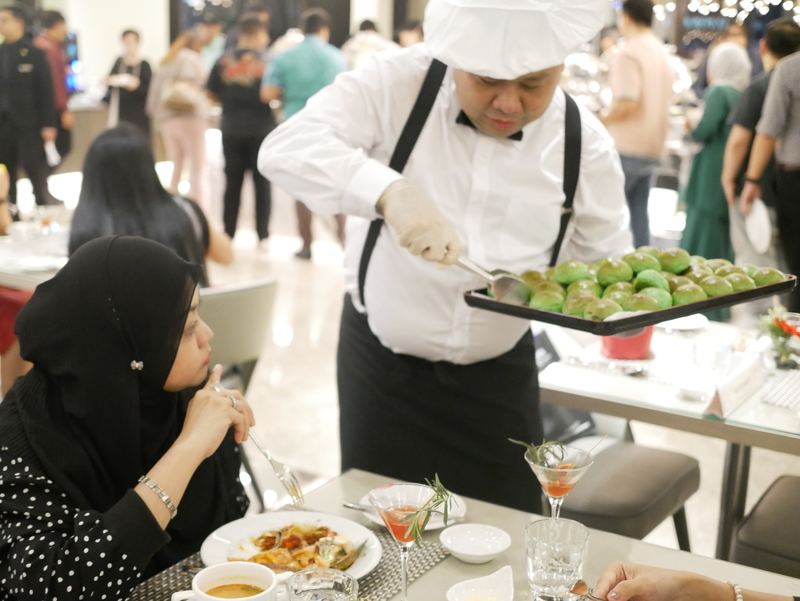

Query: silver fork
[213,383,305,508]
[456,257,529,304]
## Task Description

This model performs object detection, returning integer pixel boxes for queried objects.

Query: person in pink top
[601,0,676,247]
[33,10,73,162]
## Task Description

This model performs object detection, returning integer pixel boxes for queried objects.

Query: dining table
[128,469,800,600]
[537,320,800,561]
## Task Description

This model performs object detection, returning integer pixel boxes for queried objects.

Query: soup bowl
[171,562,278,600]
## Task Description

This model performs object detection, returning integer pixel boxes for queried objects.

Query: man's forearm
[746,132,777,180]
[722,125,753,184]
[601,98,638,126]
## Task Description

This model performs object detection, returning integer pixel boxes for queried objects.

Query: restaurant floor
[12,170,800,561]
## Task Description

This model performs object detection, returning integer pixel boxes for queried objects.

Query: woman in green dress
[680,42,751,320]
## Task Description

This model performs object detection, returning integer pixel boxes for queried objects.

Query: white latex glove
[377,180,462,265]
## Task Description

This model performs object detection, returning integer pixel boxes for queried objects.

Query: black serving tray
[464,275,797,336]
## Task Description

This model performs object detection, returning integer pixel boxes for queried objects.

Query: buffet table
[128,469,800,600]
[538,322,800,560]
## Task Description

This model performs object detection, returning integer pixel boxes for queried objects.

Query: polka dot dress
[0,446,142,600]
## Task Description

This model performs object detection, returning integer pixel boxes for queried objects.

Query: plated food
[200,511,382,584]
[230,522,363,574]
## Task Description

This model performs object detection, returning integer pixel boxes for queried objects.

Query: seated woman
[0,236,254,599]
[68,124,233,286]
[595,561,797,601]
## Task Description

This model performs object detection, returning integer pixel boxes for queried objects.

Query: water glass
[286,567,358,601]
[526,518,588,601]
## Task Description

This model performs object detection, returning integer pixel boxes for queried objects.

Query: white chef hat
[424,0,608,80]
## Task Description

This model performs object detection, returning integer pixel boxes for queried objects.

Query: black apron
[338,59,582,514]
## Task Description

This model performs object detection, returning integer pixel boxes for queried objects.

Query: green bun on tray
[604,290,632,305]
[521,270,547,289]
[567,279,602,297]
[621,293,660,312]
[667,275,693,293]
[532,281,566,298]
[700,275,734,298]
[715,265,745,277]
[554,260,592,285]
[623,251,661,274]
[726,273,756,292]
[637,245,661,258]
[529,290,564,312]
[752,267,786,286]
[672,283,708,305]
[684,268,714,285]
[597,258,634,287]
[705,258,732,272]
[634,269,670,292]
[640,287,673,309]
[563,291,599,317]
[584,298,623,321]
[741,263,759,277]
[659,248,691,274]
[604,281,636,296]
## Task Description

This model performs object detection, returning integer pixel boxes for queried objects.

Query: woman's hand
[594,562,731,601]
[176,364,256,460]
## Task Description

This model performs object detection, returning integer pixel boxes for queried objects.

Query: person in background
[721,19,800,274]
[601,0,676,248]
[148,28,212,214]
[0,236,254,598]
[68,125,233,285]
[741,46,800,312]
[105,29,153,138]
[341,20,400,70]
[200,14,226,72]
[600,27,620,55]
[0,163,33,397]
[680,42,751,321]
[693,23,762,99]
[395,20,423,47]
[260,8,347,259]
[33,10,73,163]
[207,17,275,244]
[0,3,61,207]
[594,561,797,601]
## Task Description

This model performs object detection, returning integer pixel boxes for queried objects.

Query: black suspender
[358,60,582,307]
[550,93,581,268]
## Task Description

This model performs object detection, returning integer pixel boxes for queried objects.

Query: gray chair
[731,475,800,577]
[559,436,700,551]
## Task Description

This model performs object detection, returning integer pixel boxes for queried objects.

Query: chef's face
[453,65,564,138]
[0,10,25,42]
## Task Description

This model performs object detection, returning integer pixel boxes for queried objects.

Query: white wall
[350,0,393,38]
[41,0,170,95]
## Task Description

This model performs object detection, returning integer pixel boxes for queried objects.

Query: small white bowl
[446,565,513,601]
[439,523,511,564]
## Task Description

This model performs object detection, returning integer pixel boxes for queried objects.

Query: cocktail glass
[524,446,593,518]
[368,483,434,601]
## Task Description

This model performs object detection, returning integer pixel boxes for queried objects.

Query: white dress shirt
[259,44,633,365]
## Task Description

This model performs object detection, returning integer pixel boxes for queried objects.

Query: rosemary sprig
[400,474,454,546]
[509,438,566,466]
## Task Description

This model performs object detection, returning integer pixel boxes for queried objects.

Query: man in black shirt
[207,17,275,243]
[721,18,800,268]
[0,4,61,208]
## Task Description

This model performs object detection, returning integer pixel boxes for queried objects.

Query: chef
[259,0,632,513]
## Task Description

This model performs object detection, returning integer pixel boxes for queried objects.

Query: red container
[601,326,654,360]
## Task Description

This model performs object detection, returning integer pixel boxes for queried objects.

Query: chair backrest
[199,280,277,366]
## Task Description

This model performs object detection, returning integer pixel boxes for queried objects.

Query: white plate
[199,511,382,584]
[12,256,67,272]
[446,565,514,601]
[746,198,771,255]
[655,313,709,331]
[357,493,467,530]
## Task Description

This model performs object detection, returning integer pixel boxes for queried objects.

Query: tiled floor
[13,166,800,563]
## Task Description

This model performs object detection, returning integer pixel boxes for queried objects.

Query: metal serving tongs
[455,256,529,304]
[214,383,305,508]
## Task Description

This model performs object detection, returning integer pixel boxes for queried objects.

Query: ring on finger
[228,395,238,411]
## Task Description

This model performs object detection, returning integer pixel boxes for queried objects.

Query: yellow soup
[205,583,265,598]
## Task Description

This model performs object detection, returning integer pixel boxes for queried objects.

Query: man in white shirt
[259,0,632,512]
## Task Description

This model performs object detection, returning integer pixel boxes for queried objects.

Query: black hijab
[2,236,246,573]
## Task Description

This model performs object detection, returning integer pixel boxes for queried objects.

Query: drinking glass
[526,518,589,601]
[286,567,358,601]
[368,483,434,601]
[524,446,593,518]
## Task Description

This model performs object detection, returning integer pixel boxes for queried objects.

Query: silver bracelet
[727,581,743,601]
[138,476,178,519]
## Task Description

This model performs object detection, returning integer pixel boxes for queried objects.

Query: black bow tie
[456,110,524,141]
